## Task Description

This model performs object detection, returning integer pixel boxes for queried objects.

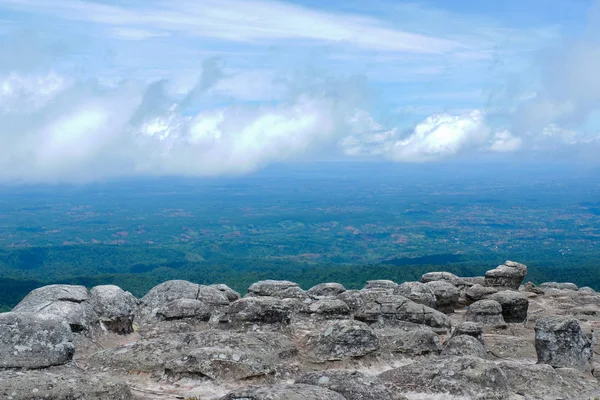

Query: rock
[156,298,211,321]
[453,321,484,344]
[420,271,465,285]
[304,320,379,361]
[226,297,292,324]
[393,281,436,308]
[270,286,309,301]
[336,290,365,311]
[0,312,75,369]
[424,280,460,312]
[379,356,509,399]
[364,280,398,290]
[14,284,89,305]
[139,280,201,319]
[466,299,507,329]
[90,285,137,334]
[210,284,241,301]
[465,284,498,302]
[442,335,486,358]
[377,325,440,355]
[579,286,597,295]
[307,282,346,298]
[484,260,527,290]
[535,316,593,373]
[247,280,300,296]
[296,370,406,400]
[385,296,451,330]
[489,290,529,323]
[220,384,347,400]
[461,276,486,286]
[540,282,579,291]
[0,369,133,400]
[306,299,350,317]
[523,281,545,295]
[197,285,231,305]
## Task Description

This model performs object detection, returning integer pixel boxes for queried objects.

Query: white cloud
[109,27,169,41]
[489,130,522,152]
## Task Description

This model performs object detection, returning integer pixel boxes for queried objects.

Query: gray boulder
[453,321,484,344]
[442,335,486,358]
[197,285,231,306]
[377,325,440,355]
[336,290,365,311]
[139,280,200,319]
[489,290,529,323]
[378,295,451,330]
[535,316,593,373]
[465,284,498,302]
[0,312,75,369]
[523,281,545,295]
[220,384,346,400]
[379,356,509,399]
[484,260,527,290]
[579,286,596,295]
[420,271,466,286]
[296,370,407,400]
[156,298,211,321]
[305,298,350,317]
[540,282,579,291]
[307,282,346,298]
[304,320,379,362]
[247,280,300,296]
[393,281,436,308]
[364,280,398,290]
[466,299,507,329]
[0,369,133,400]
[210,283,241,301]
[226,297,292,325]
[424,280,460,312]
[90,285,138,334]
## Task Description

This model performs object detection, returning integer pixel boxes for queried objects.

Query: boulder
[453,321,484,344]
[379,356,509,399]
[420,271,465,286]
[484,260,527,290]
[0,312,75,369]
[269,286,309,301]
[466,299,507,329]
[304,320,379,362]
[156,299,211,321]
[393,281,436,308]
[247,280,300,296]
[296,370,406,400]
[90,285,137,334]
[579,286,597,295]
[442,335,486,358]
[210,284,241,301]
[307,282,346,298]
[465,284,498,302]
[540,282,579,291]
[523,281,545,295]
[226,297,292,325]
[0,369,133,400]
[535,316,593,373]
[306,299,350,317]
[383,296,451,330]
[363,280,398,290]
[336,290,365,311]
[139,280,200,319]
[489,290,529,323]
[220,384,347,400]
[424,280,460,312]
[377,326,440,355]
[197,285,231,306]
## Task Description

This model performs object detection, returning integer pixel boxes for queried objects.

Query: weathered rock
[535,316,593,373]
[307,282,346,298]
[489,290,529,323]
[296,370,406,400]
[156,298,211,321]
[0,312,75,369]
[90,285,137,334]
[363,280,397,290]
[220,384,347,400]
[523,281,545,295]
[393,281,436,308]
[484,260,527,290]
[336,290,365,311]
[466,299,507,329]
[424,280,460,312]
[540,282,579,291]
[461,276,486,286]
[420,271,465,285]
[465,284,498,302]
[270,286,309,301]
[304,320,379,361]
[210,284,241,301]
[197,285,231,306]
[226,297,292,325]
[248,280,300,296]
[442,335,486,358]
[579,286,597,295]
[14,284,89,306]
[381,296,451,330]
[0,369,133,400]
[305,298,350,316]
[453,321,484,344]
[139,280,200,319]
[377,325,440,355]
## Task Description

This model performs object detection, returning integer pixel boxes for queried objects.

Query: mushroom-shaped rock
[377,326,440,355]
[220,384,347,400]
[304,320,379,362]
[466,299,507,329]
[90,285,138,334]
[363,280,398,290]
[488,290,529,323]
[484,260,527,290]
[424,280,460,312]
[0,369,133,400]
[247,280,300,296]
[387,296,452,330]
[296,370,406,400]
[379,356,509,400]
[307,282,346,298]
[226,297,292,324]
[465,284,498,302]
[0,312,75,369]
[535,316,593,373]
[453,322,484,344]
[210,284,241,301]
[442,335,486,358]
[140,280,200,318]
[393,281,436,308]
[197,285,230,306]
[156,298,211,321]
[540,282,579,291]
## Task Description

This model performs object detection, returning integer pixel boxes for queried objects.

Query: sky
[0,0,599,182]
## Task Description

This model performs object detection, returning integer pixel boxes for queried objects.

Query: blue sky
[0,0,599,182]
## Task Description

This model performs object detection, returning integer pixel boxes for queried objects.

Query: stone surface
[247,280,300,296]
[0,312,75,369]
[226,297,292,324]
[139,280,201,319]
[304,319,379,361]
[484,260,527,290]
[307,282,346,298]
[377,325,440,355]
[336,290,365,311]
[305,298,350,316]
[393,281,436,308]
[197,285,231,306]
[442,335,487,358]
[420,271,465,285]
[465,284,499,302]
[156,298,212,321]
[424,280,461,312]
[466,299,507,329]
[220,384,347,400]
[540,282,579,291]
[210,284,241,301]
[453,321,484,344]
[90,285,138,334]
[489,290,529,323]
[535,316,593,373]
[364,280,398,290]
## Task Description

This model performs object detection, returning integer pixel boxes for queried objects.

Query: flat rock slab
[220,384,347,400]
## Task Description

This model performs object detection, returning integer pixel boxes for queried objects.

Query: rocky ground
[3,261,600,399]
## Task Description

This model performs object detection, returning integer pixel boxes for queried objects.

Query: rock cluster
[3,260,600,399]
